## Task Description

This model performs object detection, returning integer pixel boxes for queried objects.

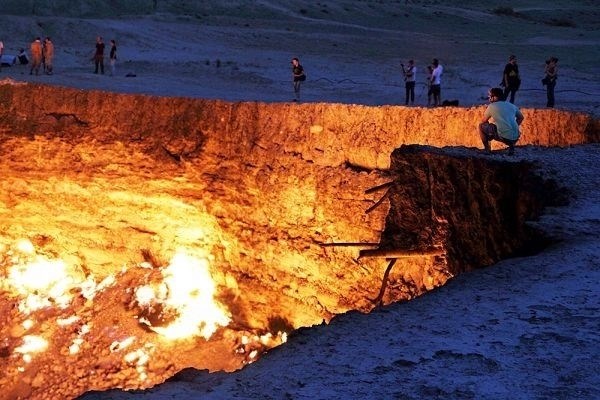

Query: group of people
[402,58,444,106]
[482,54,559,155]
[28,37,54,75]
[1,35,118,77]
[93,36,118,76]
[0,37,54,75]
[500,54,559,108]
[400,55,526,156]
[401,54,558,155]
[400,54,559,109]
[290,54,559,156]
[290,55,444,106]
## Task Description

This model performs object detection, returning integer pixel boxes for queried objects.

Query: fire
[3,239,86,313]
[14,335,48,363]
[135,251,231,340]
[2,238,231,343]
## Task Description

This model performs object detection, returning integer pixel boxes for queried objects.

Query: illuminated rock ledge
[0,82,597,399]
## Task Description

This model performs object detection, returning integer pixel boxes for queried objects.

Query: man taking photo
[479,87,524,155]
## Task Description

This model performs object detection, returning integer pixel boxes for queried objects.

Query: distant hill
[1,0,157,17]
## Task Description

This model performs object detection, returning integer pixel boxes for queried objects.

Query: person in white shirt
[430,58,443,106]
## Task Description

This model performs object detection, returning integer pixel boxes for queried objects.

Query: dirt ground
[0,1,598,115]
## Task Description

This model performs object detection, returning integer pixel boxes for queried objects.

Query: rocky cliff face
[0,83,597,169]
[0,82,594,399]
[383,145,565,274]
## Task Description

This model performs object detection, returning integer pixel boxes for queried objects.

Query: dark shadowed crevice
[380,145,567,275]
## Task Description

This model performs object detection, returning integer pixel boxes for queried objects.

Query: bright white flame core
[135,252,231,340]
[8,256,76,312]
[3,239,115,314]
[14,335,48,360]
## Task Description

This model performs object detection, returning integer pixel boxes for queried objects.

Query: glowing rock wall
[0,83,596,170]
[0,81,596,323]
[0,82,596,399]
[0,81,596,322]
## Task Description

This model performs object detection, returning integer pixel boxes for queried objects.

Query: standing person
[44,37,54,75]
[109,39,117,76]
[430,58,443,106]
[41,39,46,73]
[30,37,43,75]
[502,55,521,103]
[291,57,306,102]
[479,87,524,155]
[94,36,105,74]
[402,59,416,105]
[543,57,558,108]
[426,64,434,106]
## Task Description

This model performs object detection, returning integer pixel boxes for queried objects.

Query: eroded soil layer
[0,83,588,399]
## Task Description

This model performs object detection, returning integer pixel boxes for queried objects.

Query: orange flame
[135,251,231,340]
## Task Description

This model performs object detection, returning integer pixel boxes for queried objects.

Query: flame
[2,239,115,314]
[135,251,231,340]
[8,255,76,313]
[123,344,155,382]
[110,336,136,353]
[14,335,48,363]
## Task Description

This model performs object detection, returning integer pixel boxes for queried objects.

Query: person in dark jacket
[94,36,105,74]
[543,57,558,108]
[291,57,306,101]
[502,55,521,103]
[18,48,29,65]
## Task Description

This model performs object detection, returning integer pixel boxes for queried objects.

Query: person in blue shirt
[479,87,524,155]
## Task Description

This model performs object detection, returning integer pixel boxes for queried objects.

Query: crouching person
[479,87,524,155]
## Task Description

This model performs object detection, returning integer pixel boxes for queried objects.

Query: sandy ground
[0,1,598,115]
[0,1,598,398]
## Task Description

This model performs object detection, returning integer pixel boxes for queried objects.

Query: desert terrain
[0,1,598,399]
[0,1,598,114]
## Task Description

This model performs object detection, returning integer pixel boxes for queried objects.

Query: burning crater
[0,82,596,399]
